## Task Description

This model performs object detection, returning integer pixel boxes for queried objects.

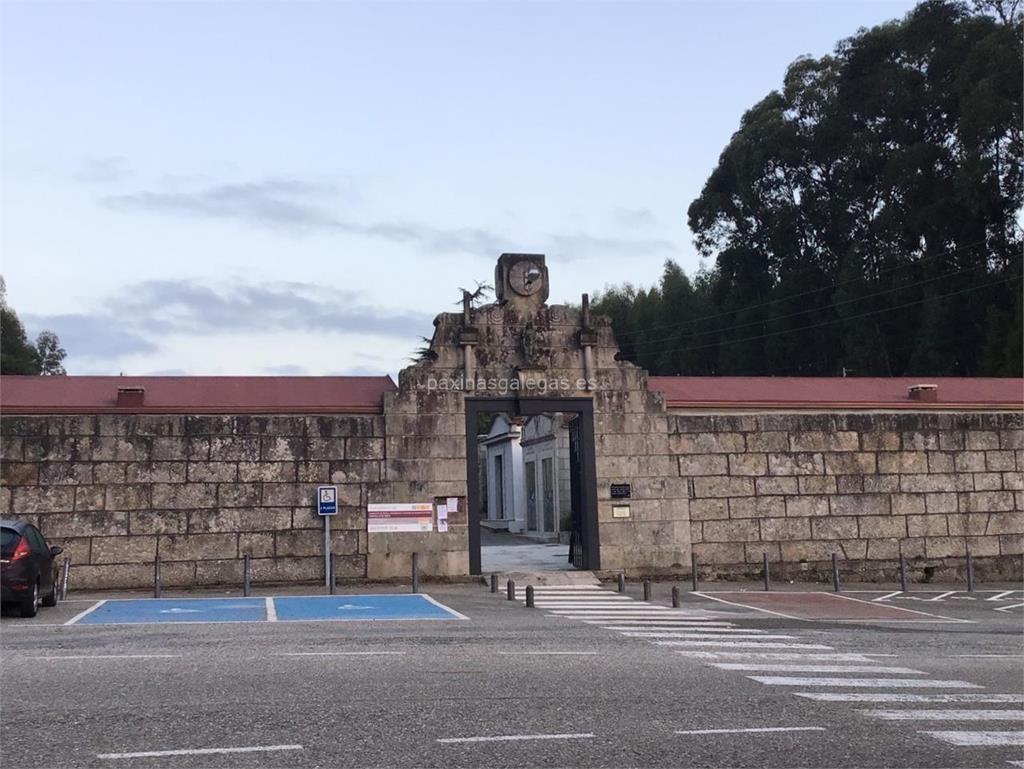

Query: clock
[494,253,549,305]
[508,259,544,296]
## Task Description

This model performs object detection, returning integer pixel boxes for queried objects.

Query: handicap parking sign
[317,485,337,516]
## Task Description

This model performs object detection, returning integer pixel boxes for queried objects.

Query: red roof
[0,376,397,415]
[648,376,1024,410]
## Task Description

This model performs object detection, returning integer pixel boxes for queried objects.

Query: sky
[1,0,919,378]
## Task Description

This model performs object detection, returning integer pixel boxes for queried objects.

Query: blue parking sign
[317,485,337,516]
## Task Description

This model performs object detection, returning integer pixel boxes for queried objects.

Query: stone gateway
[1,254,1021,588]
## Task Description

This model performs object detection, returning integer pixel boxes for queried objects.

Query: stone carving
[520,323,550,366]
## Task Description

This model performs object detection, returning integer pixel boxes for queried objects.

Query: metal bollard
[671,585,680,608]
[243,554,251,597]
[153,556,162,599]
[966,549,975,592]
[329,553,336,595]
[899,552,908,593]
[490,573,498,593]
[691,552,699,592]
[763,551,771,592]
[617,572,625,593]
[831,552,841,593]
[525,585,535,608]
[643,580,652,602]
[60,556,71,600]
[506,579,515,601]
[411,552,419,594]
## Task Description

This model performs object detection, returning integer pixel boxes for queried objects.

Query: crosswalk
[505,584,1024,758]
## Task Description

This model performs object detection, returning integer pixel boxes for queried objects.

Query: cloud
[23,279,434,362]
[263,364,309,375]
[612,207,658,229]
[547,232,677,261]
[74,156,133,184]
[22,313,159,359]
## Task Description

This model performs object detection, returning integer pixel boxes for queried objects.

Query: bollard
[506,579,515,601]
[490,573,498,593]
[60,556,70,600]
[899,552,908,593]
[762,551,771,592]
[671,585,680,608]
[411,552,419,594]
[966,548,975,592]
[691,552,699,592]
[643,580,652,602]
[525,585,535,608]
[243,554,251,597]
[831,552,841,593]
[329,553,336,595]
[617,572,625,593]
[153,556,162,599]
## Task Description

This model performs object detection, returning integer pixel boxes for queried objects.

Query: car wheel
[42,581,58,608]
[21,581,39,618]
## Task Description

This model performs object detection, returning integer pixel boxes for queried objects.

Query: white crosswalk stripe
[712,663,926,675]
[923,731,1024,746]
[748,676,982,689]
[498,582,1024,758]
[657,641,835,650]
[863,709,1024,721]
[795,693,1023,703]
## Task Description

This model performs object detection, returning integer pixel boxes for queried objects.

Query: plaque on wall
[610,483,631,499]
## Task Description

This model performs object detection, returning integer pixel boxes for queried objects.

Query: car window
[0,527,21,558]
[27,526,47,553]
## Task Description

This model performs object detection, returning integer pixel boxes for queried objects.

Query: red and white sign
[367,503,434,533]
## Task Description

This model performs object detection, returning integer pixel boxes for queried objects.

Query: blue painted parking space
[67,594,467,625]
[273,594,466,622]
[75,597,267,625]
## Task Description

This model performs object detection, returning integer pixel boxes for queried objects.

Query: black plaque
[610,483,631,499]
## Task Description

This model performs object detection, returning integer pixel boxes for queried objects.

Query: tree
[0,277,69,375]
[35,330,67,375]
[598,1,1022,377]
[1,278,41,374]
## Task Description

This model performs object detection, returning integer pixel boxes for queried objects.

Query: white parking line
[265,597,277,622]
[924,731,1024,746]
[26,654,181,661]
[674,727,824,736]
[712,663,926,675]
[986,591,1017,601]
[624,632,795,639]
[97,745,302,759]
[995,603,1024,613]
[928,591,956,602]
[748,676,982,688]
[583,620,736,626]
[497,651,599,656]
[436,733,595,744]
[873,591,902,602]
[865,709,1024,721]
[600,625,738,631]
[64,600,107,626]
[795,693,1023,703]
[277,652,405,656]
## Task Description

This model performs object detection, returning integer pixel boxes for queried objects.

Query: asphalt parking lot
[1,581,1022,768]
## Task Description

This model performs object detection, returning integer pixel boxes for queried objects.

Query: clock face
[508,260,544,296]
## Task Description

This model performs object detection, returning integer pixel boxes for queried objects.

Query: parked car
[0,519,62,617]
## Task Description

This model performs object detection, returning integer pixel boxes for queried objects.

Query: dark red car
[0,519,62,617]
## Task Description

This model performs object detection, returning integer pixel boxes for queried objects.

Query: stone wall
[0,414,382,588]
[675,411,1024,581]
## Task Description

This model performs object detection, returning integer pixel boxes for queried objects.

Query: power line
[623,274,1019,359]
[628,260,995,350]
[608,236,994,340]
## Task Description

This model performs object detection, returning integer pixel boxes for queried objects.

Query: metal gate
[567,415,584,568]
